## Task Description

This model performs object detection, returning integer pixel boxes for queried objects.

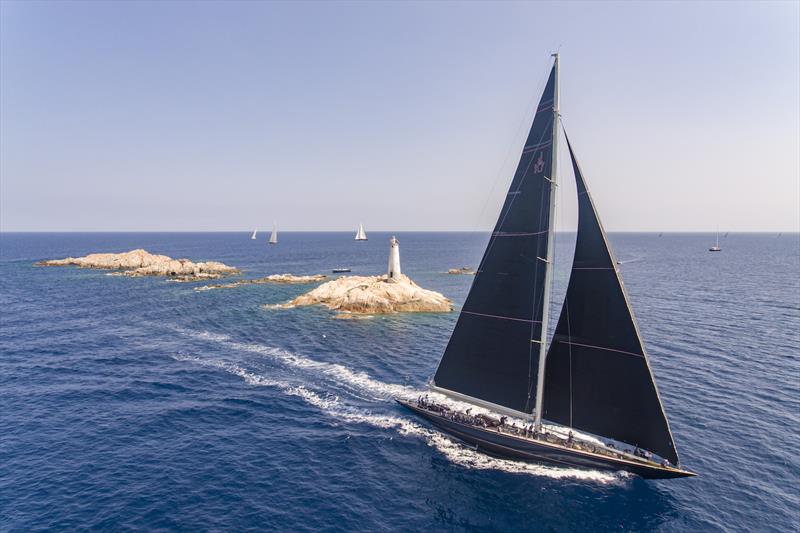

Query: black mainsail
[401,54,692,477]
[542,134,679,465]
[432,60,559,415]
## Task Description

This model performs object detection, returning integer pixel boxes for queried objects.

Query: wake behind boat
[398,54,695,480]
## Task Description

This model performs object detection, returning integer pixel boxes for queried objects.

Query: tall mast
[533,53,560,431]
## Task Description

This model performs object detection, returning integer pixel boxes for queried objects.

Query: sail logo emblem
[534,152,545,173]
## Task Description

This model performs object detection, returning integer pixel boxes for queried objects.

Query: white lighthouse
[388,235,401,280]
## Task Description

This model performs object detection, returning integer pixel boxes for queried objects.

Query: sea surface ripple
[1,232,798,531]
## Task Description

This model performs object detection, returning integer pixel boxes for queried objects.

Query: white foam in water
[174,327,415,400]
[175,328,604,443]
[171,344,622,484]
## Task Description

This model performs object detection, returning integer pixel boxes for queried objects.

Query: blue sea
[1,232,798,531]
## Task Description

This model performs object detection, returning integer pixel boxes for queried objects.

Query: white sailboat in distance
[251,228,257,240]
[269,224,278,245]
[709,230,721,252]
[355,222,368,241]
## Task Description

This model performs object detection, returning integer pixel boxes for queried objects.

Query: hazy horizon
[2,230,797,235]
[1,1,798,233]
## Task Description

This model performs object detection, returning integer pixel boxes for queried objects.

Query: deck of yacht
[411,396,673,470]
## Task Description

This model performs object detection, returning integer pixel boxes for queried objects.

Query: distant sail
[709,230,721,251]
[355,223,368,241]
[269,224,278,245]
[543,134,679,465]
[251,228,258,240]
[432,63,558,415]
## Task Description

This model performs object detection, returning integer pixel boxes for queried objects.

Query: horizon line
[1,230,798,234]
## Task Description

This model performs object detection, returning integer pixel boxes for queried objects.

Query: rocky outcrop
[195,274,327,291]
[36,249,239,282]
[447,267,475,275]
[272,274,452,315]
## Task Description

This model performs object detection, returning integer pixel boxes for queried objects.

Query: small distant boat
[355,222,368,241]
[269,224,278,245]
[658,233,663,237]
[709,231,721,252]
[724,232,729,239]
[332,268,351,273]
[251,228,258,240]
[777,232,782,238]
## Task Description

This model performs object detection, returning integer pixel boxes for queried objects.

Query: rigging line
[492,230,548,237]
[474,61,556,276]
[467,59,553,413]
[461,310,542,324]
[483,112,554,267]
[524,184,545,413]
[525,115,557,412]
[542,113,570,340]
[536,115,572,417]
[472,58,554,235]
[525,110,557,409]
[546,122,570,420]
[525,65,561,410]
[557,340,645,359]
[566,297,573,428]
[475,112,554,275]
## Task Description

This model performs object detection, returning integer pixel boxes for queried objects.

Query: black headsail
[543,133,680,465]
[432,60,558,415]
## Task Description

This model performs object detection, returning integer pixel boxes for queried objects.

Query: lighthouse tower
[388,236,401,280]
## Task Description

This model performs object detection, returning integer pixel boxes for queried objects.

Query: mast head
[551,52,560,75]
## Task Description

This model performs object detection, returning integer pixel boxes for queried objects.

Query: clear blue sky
[1,0,798,232]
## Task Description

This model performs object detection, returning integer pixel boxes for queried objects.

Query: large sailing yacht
[398,54,694,479]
